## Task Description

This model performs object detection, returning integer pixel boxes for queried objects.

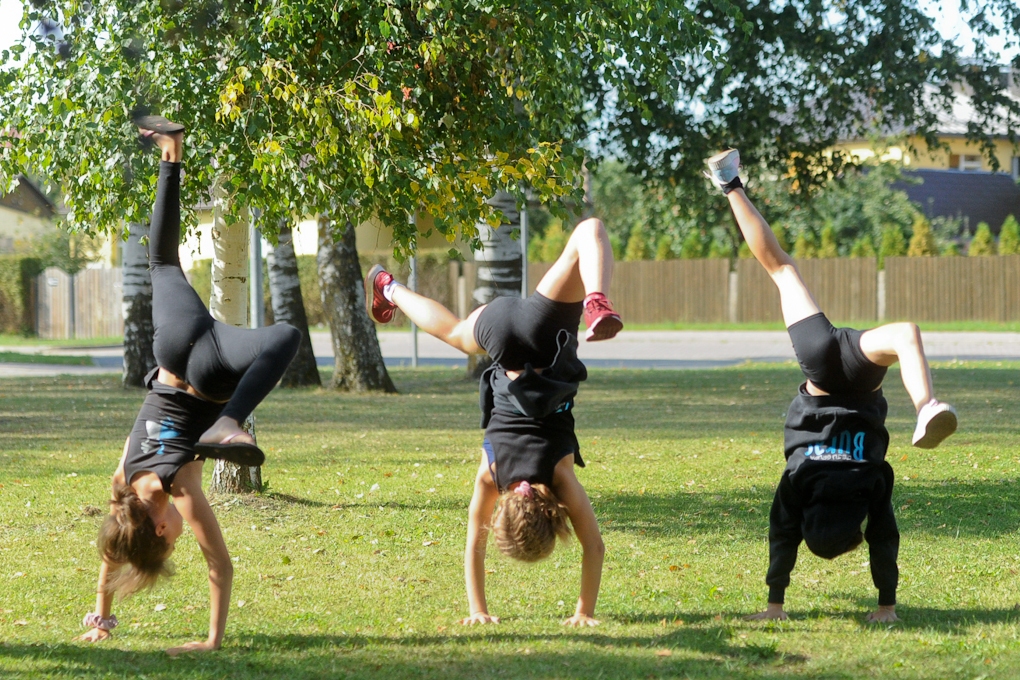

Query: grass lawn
[0,363,1018,679]
[0,352,94,366]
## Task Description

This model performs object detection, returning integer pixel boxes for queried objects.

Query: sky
[0,0,1016,62]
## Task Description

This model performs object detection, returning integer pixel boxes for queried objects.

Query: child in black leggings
[79,119,300,655]
[705,149,957,623]
[366,217,622,627]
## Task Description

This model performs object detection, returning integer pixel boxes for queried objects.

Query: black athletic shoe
[195,441,266,467]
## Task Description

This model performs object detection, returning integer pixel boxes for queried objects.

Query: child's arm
[165,460,233,655]
[746,478,801,621]
[461,452,500,625]
[864,478,900,623]
[553,458,605,627]
[78,438,130,643]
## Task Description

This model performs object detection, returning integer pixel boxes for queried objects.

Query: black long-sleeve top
[766,385,900,607]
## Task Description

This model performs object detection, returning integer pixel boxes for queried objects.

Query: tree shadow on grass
[785,598,1020,632]
[0,627,832,680]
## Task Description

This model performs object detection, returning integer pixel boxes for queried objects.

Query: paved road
[1,330,1018,377]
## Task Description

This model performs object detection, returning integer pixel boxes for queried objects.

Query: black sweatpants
[149,161,300,423]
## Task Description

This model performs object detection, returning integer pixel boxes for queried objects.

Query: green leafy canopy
[0,0,717,254]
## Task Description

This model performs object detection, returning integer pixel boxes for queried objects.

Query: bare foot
[198,416,255,446]
[139,129,184,163]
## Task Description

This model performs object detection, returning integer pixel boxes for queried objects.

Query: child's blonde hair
[492,482,571,562]
[97,484,174,596]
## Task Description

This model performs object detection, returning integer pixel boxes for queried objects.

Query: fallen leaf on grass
[154,604,167,612]
[13,620,27,626]
[423,540,438,547]
[655,649,672,657]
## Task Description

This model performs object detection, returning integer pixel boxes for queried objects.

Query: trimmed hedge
[0,256,43,335]
[187,248,455,329]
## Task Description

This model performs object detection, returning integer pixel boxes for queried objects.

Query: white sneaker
[704,149,741,190]
[912,400,958,449]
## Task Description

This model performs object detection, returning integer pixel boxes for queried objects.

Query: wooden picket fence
[28,255,1020,341]
[453,256,1020,325]
[35,267,123,340]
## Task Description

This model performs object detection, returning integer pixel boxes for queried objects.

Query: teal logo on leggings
[804,431,865,461]
[142,418,182,456]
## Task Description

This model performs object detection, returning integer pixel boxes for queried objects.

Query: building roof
[895,169,1020,233]
[0,174,57,219]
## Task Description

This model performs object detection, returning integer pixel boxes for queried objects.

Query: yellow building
[833,83,1020,179]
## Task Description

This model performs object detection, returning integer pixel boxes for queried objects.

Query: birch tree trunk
[208,187,261,493]
[317,216,396,393]
[267,224,320,387]
[121,222,156,388]
[470,191,523,376]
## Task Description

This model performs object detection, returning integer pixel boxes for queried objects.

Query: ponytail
[97,484,173,597]
[493,482,571,562]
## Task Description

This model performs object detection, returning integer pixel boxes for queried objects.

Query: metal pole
[520,200,529,298]
[249,209,265,329]
[410,253,418,368]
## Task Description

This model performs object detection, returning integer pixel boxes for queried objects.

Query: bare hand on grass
[866,606,899,623]
[459,612,500,625]
[166,640,220,656]
[562,613,599,627]
[744,603,788,621]
[77,628,111,643]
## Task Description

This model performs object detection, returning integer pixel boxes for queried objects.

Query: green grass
[1,363,1019,678]
[0,352,94,366]
[0,335,122,348]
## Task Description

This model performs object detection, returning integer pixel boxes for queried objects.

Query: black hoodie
[765,384,900,606]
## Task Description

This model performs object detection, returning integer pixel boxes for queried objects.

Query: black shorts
[473,293,583,371]
[787,313,887,395]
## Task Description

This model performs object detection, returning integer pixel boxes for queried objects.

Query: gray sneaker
[704,149,741,190]
[911,399,958,449]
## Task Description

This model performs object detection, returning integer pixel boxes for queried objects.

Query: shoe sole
[195,442,266,467]
[707,149,738,166]
[364,264,390,324]
[133,115,186,134]
[912,409,958,449]
[585,315,623,342]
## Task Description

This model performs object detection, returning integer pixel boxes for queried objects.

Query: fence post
[877,269,886,322]
[728,269,739,323]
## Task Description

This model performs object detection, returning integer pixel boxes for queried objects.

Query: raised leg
[725,187,821,328]
[535,218,621,341]
[389,286,485,355]
[535,217,613,303]
[858,322,957,448]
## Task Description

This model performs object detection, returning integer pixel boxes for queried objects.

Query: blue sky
[0,0,1016,60]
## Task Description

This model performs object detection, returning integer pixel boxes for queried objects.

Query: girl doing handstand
[705,150,957,623]
[366,217,622,626]
[78,118,301,653]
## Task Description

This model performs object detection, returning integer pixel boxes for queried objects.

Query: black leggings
[787,313,887,396]
[149,161,301,423]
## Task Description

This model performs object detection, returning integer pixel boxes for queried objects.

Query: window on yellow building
[1013,157,1019,180]
[949,154,984,171]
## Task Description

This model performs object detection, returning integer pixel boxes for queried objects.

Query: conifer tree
[969,222,997,256]
[999,215,1020,255]
[907,215,938,256]
[818,224,839,258]
[793,232,817,259]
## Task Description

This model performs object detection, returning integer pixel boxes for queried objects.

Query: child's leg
[859,322,957,448]
[365,263,483,354]
[858,323,933,411]
[384,278,485,354]
[535,217,612,303]
[726,187,821,328]
[534,218,622,341]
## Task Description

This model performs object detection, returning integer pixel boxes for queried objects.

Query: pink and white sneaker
[365,264,398,324]
[583,292,623,342]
